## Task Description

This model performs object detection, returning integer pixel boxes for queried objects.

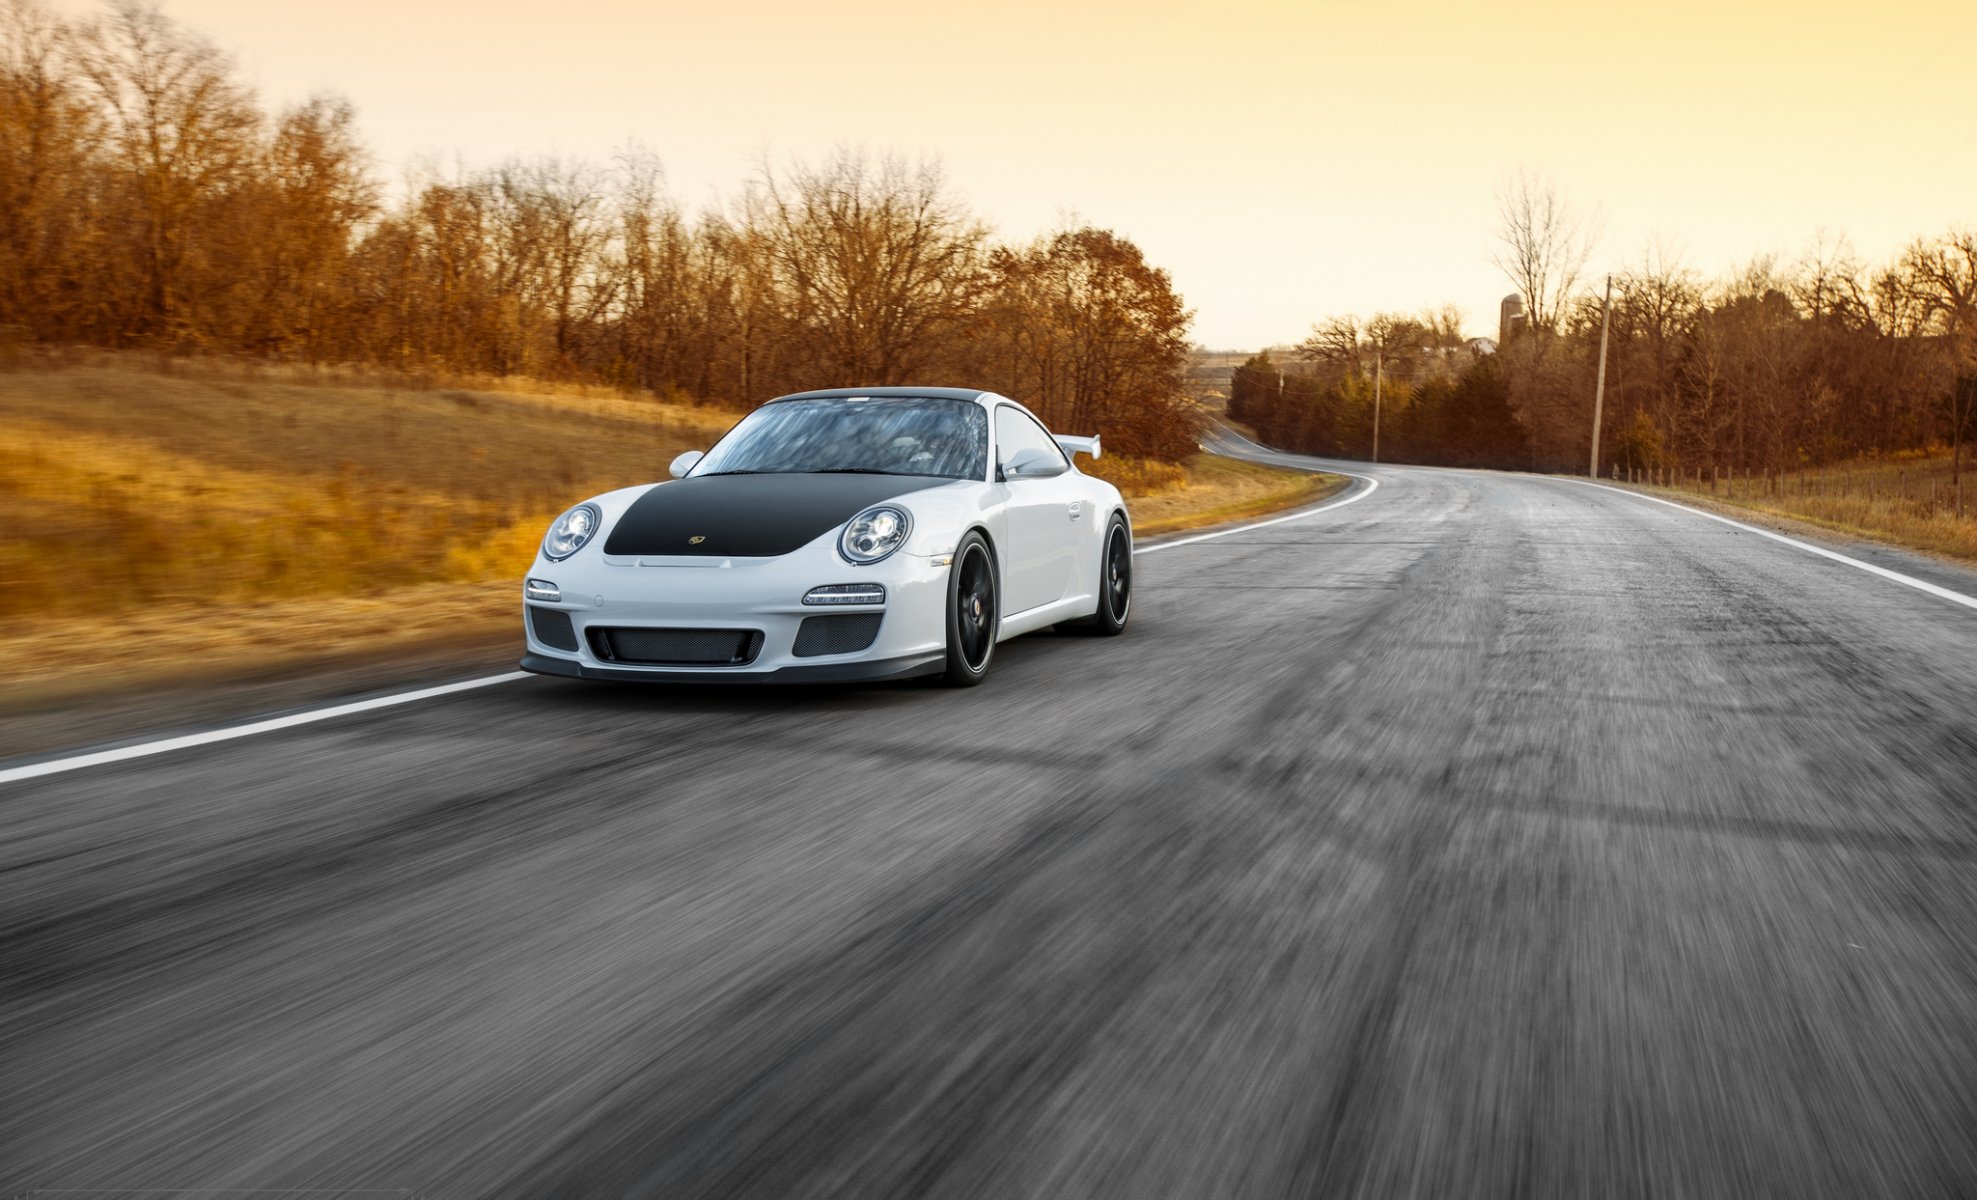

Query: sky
[54,0,1977,348]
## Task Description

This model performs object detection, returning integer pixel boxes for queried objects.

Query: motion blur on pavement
[8,452,1977,1196]
[6,0,1977,1194]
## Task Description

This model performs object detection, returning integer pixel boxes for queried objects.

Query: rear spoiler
[1053,434,1100,461]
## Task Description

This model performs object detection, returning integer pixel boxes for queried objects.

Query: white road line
[4,453,1383,786]
[1138,462,1383,557]
[1577,480,1977,614]
[0,671,532,786]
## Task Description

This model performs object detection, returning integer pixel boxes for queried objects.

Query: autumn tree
[975,225,1200,458]
[0,0,99,337]
[68,0,259,341]
[745,149,987,388]
[222,96,375,356]
[1908,231,1977,508]
[0,5,1211,461]
[1491,169,1597,337]
[499,156,613,371]
[1602,244,1700,468]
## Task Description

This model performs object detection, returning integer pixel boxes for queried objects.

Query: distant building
[1498,294,1526,346]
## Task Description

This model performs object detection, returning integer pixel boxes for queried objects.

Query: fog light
[803,583,887,606]
[526,578,561,602]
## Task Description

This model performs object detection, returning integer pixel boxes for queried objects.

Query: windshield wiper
[696,469,787,476]
[812,467,916,476]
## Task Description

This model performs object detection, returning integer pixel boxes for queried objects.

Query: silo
[1498,294,1527,345]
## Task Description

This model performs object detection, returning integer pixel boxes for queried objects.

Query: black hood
[602,472,957,558]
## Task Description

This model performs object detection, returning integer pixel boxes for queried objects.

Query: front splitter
[519,651,945,685]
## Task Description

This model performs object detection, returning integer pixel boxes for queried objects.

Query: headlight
[839,505,911,564]
[542,503,602,561]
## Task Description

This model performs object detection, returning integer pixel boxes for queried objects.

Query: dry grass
[1633,450,1977,564]
[1129,454,1346,536]
[0,361,738,616]
[0,359,1334,704]
[1083,454,1190,497]
[0,583,519,715]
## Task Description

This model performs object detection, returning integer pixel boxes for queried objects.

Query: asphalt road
[6,447,1977,1197]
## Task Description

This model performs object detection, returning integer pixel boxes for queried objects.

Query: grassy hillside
[1,359,738,617]
[0,357,1336,705]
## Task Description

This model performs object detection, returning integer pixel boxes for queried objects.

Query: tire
[942,531,999,686]
[1066,514,1132,636]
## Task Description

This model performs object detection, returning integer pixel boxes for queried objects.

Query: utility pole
[1372,348,1382,464]
[1589,273,1611,479]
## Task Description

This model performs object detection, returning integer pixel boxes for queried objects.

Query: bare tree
[1296,314,1361,376]
[1422,304,1467,372]
[1907,231,1977,510]
[1490,169,1598,335]
[500,156,613,370]
[1363,311,1429,374]
[745,148,987,387]
[68,0,259,339]
[0,0,98,334]
[228,95,376,356]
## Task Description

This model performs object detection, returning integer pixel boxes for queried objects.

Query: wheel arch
[961,521,1000,573]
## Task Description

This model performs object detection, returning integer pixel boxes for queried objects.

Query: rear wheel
[942,532,998,686]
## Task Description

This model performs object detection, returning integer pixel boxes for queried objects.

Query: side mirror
[1003,447,1068,480]
[668,450,704,479]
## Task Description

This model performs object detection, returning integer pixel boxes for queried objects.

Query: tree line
[1228,308,1531,469]
[1231,174,1977,489]
[0,0,1201,458]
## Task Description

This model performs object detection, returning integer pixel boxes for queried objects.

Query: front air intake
[588,627,763,666]
[528,606,580,652]
[792,613,883,657]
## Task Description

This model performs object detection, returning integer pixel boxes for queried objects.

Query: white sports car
[518,387,1132,686]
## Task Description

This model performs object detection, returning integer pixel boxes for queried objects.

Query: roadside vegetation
[0,358,1324,704]
[1121,455,1344,536]
[1231,175,1975,522]
[0,0,1201,460]
[1623,450,1977,564]
[0,0,1265,708]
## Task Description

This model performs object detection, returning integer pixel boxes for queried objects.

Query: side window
[994,406,1068,478]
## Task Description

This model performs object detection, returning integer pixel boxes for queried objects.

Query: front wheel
[941,532,998,686]
[1067,515,1132,636]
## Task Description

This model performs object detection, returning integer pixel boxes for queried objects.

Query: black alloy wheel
[942,531,998,685]
[1099,518,1132,632]
[1068,514,1133,636]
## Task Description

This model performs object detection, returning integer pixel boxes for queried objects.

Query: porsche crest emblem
[688,535,706,545]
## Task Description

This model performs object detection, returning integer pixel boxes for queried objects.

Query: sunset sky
[59,0,1976,348]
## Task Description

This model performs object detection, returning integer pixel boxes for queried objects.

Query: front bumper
[519,650,942,684]
[517,536,951,683]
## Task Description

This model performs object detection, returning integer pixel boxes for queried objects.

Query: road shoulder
[0,458,1348,763]
[1586,479,1977,606]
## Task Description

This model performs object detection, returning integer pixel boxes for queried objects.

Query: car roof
[768,386,1003,405]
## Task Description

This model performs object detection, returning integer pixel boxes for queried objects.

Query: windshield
[693,396,988,480]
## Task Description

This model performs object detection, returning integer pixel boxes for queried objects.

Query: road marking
[0,671,532,786]
[4,449,1381,785]
[1579,481,1977,614]
[1137,440,1381,555]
